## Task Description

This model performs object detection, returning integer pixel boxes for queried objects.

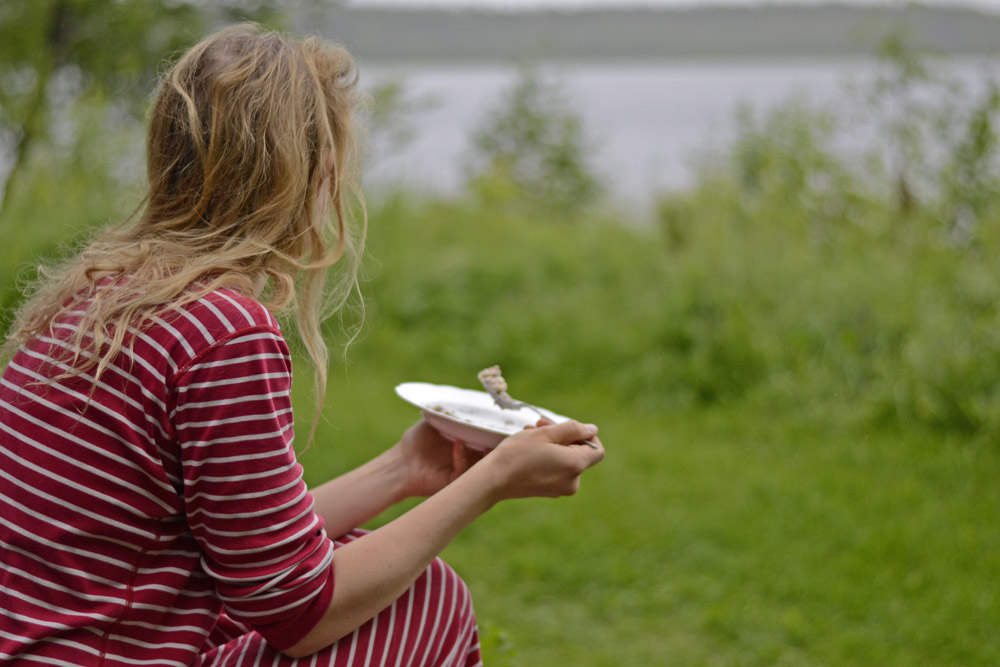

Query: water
[359,57,1000,216]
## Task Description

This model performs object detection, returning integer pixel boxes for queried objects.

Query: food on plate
[477,364,535,414]
[476,365,510,401]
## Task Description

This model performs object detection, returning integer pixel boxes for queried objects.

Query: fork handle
[523,405,600,449]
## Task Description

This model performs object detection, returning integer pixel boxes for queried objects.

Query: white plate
[395,381,569,450]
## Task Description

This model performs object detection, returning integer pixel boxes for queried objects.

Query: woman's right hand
[478,420,605,502]
[288,418,604,657]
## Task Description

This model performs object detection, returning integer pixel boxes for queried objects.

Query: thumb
[536,419,598,445]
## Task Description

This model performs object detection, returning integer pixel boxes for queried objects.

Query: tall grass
[323,181,1000,443]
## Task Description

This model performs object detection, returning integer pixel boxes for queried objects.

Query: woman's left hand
[393,419,484,498]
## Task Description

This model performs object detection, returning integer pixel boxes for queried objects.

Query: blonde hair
[2,23,366,443]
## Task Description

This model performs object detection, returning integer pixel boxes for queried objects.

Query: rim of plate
[395,381,564,436]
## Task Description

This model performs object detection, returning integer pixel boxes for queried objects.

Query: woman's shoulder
[184,288,280,334]
[152,288,285,364]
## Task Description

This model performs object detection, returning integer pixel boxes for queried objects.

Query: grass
[280,190,1000,665]
[299,383,1000,665]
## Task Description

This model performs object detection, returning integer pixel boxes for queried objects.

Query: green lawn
[297,372,1000,666]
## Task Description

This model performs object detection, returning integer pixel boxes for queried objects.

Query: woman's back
[0,288,334,663]
[1,22,600,666]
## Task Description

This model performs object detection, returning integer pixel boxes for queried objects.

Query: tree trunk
[0,0,68,220]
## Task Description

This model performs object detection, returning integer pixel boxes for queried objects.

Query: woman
[0,22,604,666]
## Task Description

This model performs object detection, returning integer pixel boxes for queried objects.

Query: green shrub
[465,66,601,218]
[646,35,1000,437]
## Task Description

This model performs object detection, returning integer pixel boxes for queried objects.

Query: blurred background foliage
[338,33,1000,441]
[0,0,317,317]
[1,2,999,664]
[465,66,602,216]
[0,0,308,204]
[5,7,1000,435]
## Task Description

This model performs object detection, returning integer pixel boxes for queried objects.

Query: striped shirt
[0,288,335,665]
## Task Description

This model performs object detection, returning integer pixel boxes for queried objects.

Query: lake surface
[359,57,1000,216]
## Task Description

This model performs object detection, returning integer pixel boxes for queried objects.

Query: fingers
[535,419,599,446]
[452,440,465,477]
[515,419,605,463]
[485,420,606,501]
[450,440,487,482]
[452,440,477,478]
[547,422,604,470]
[574,434,606,466]
[511,419,605,471]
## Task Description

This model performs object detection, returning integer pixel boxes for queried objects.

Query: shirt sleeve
[170,325,334,650]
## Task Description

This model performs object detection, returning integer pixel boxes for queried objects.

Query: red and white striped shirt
[0,288,334,665]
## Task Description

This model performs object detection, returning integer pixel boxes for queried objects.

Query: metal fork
[477,366,600,449]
